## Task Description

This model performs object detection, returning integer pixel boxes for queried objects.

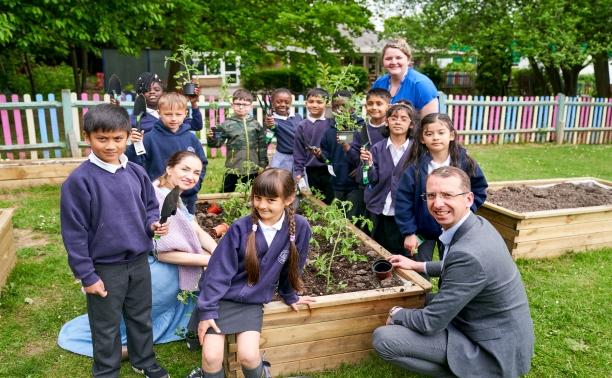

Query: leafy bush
[242,64,369,95]
[420,64,443,88]
[242,68,307,94]
[443,61,476,73]
[5,64,75,95]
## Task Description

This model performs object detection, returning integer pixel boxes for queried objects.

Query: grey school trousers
[86,253,156,378]
[372,324,455,377]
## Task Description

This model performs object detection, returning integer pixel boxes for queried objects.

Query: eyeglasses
[421,192,469,201]
[232,102,251,108]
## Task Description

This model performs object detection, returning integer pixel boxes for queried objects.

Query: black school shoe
[185,367,203,378]
[132,363,170,378]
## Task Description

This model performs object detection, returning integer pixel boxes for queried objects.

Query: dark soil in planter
[486,183,612,213]
[195,201,407,297]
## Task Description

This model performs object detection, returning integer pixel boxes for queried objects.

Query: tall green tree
[383,0,610,96]
[150,0,372,90]
[0,0,164,93]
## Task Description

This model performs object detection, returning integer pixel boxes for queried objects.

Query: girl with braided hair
[190,168,314,378]
[129,71,203,133]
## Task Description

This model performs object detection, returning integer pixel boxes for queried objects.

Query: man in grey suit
[373,166,534,377]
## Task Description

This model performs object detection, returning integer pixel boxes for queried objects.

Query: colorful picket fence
[0,91,610,160]
[439,94,612,145]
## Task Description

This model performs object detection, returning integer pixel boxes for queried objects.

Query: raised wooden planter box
[0,158,84,189]
[198,193,431,378]
[0,209,17,289]
[477,177,612,260]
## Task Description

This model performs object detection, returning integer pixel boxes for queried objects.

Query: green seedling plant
[318,63,364,133]
[220,167,253,225]
[176,289,198,305]
[307,198,370,292]
[164,44,202,89]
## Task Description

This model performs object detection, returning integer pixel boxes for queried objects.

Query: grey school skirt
[206,300,264,334]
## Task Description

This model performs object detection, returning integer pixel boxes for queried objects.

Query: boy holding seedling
[318,90,365,219]
[208,88,268,193]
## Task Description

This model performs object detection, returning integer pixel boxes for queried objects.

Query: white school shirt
[427,155,451,174]
[146,107,160,119]
[381,138,411,216]
[258,212,286,247]
[88,153,128,174]
[424,211,470,275]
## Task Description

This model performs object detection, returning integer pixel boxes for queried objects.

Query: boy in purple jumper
[264,88,303,172]
[60,104,169,378]
[347,88,392,166]
[293,88,334,204]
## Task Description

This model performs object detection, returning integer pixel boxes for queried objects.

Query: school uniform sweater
[130,107,203,133]
[359,138,412,215]
[126,121,207,200]
[394,149,488,240]
[153,183,203,291]
[60,161,159,287]
[197,214,311,321]
[208,115,268,175]
[347,123,387,166]
[272,113,303,154]
[293,118,333,177]
[320,124,359,192]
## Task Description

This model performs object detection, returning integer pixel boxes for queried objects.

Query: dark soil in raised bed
[486,182,612,213]
[195,201,408,298]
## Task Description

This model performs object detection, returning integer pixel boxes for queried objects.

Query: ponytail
[245,212,260,285]
[286,206,303,292]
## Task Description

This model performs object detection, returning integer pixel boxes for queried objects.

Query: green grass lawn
[0,143,611,377]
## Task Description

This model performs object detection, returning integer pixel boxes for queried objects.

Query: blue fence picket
[35,94,50,159]
[48,93,62,157]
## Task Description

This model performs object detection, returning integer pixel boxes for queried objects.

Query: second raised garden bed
[197,193,431,378]
[477,177,612,259]
[0,208,16,290]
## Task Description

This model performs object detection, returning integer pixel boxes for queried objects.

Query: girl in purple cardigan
[191,169,315,378]
[359,103,417,255]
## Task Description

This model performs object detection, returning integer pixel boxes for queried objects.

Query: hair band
[289,234,296,242]
[252,224,258,232]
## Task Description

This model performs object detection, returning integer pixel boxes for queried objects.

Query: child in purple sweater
[293,88,334,203]
[359,103,417,255]
[264,88,303,172]
[60,104,169,378]
[189,169,315,378]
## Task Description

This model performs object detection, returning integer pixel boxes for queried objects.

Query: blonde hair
[382,38,412,61]
[157,92,188,111]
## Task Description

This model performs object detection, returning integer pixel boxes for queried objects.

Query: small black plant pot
[372,259,393,280]
[183,83,197,96]
[337,130,355,144]
[185,334,201,351]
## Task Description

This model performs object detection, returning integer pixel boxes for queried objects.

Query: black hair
[83,104,131,135]
[306,87,329,101]
[381,103,418,138]
[404,113,478,177]
[271,88,292,100]
[366,88,392,102]
[136,72,163,95]
[332,89,352,99]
